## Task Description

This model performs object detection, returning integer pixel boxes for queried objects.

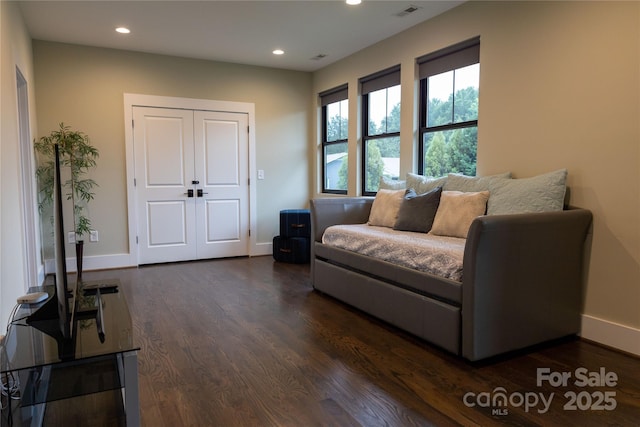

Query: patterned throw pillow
[367,189,405,228]
[487,169,567,215]
[430,191,489,238]
[444,172,512,192]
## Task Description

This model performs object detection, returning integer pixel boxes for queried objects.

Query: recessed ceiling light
[273,49,284,55]
[115,27,131,34]
[346,0,362,5]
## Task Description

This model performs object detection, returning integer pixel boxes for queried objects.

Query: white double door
[133,107,249,264]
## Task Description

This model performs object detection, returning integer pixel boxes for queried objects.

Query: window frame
[360,65,401,196]
[418,37,480,176]
[320,84,349,194]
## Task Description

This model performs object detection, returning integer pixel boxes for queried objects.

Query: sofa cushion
[430,190,489,238]
[444,172,512,192]
[406,173,448,195]
[487,169,567,215]
[322,224,466,283]
[393,187,442,233]
[367,189,405,227]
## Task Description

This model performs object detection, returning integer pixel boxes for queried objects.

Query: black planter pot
[75,240,84,283]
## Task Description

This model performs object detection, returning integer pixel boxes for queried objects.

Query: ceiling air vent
[396,5,422,17]
[310,54,328,61]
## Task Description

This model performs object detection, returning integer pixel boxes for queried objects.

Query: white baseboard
[251,241,273,257]
[43,242,274,275]
[44,253,137,276]
[581,314,640,356]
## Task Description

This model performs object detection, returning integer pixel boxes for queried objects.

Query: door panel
[205,199,240,242]
[204,120,241,185]
[195,110,249,259]
[147,201,188,246]
[144,117,188,186]
[134,107,196,264]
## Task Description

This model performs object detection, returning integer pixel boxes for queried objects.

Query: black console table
[1,280,140,426]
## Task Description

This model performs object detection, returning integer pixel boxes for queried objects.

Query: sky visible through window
[429,64,479,102]
[368,86,401,126]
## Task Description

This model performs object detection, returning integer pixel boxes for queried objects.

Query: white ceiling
[18,0,463,72]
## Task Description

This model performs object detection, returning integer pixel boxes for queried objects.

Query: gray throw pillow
[393,187,442,233]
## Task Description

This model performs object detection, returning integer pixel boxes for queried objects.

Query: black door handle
[184,189,194,198]
[197,189,209,198]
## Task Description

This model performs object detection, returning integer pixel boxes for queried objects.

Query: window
[320,85,348,193]
[418,38,480,177]
[360,66,401,195]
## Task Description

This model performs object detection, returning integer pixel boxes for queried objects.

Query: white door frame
[16,67,41,288]
[123,93,257,265]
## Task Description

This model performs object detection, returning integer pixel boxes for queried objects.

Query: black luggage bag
[272,236,310,264]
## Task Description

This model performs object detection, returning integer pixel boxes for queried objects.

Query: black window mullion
[361,93,370,194]
[364,132,401,142]
[321,105,328,143]
[420,120,478,135]
[451,70,456,125]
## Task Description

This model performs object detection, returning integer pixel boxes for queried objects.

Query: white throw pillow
[406,173,448,195]
[368,189,405,228]
[379,176,406,190]
[430,191,489,238]
[444,172,512,192]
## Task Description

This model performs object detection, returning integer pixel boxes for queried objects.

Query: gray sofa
[310,197,593,361]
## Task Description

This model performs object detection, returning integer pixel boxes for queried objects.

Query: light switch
[258,169,265,180]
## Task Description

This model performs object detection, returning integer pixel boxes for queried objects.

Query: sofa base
[314,259,461,355]
[310,197,593,362]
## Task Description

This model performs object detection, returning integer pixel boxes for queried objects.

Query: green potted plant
[35,123,99,282]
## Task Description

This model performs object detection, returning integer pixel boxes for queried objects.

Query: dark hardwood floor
[71,256,638,426]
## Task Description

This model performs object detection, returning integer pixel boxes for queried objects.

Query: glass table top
[1,279,139,374]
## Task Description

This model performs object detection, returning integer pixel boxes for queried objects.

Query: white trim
[16,67,39,291]
[45,248,272,274]
[581,314,640,356]
[45,253,137,275]
[123,93,258,264]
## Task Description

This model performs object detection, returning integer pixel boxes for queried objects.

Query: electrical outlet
[90,230,99,242]
[68,231,76,244]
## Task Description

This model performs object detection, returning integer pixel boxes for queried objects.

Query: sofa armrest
[309,197,374,242]
[461,207,593,361]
